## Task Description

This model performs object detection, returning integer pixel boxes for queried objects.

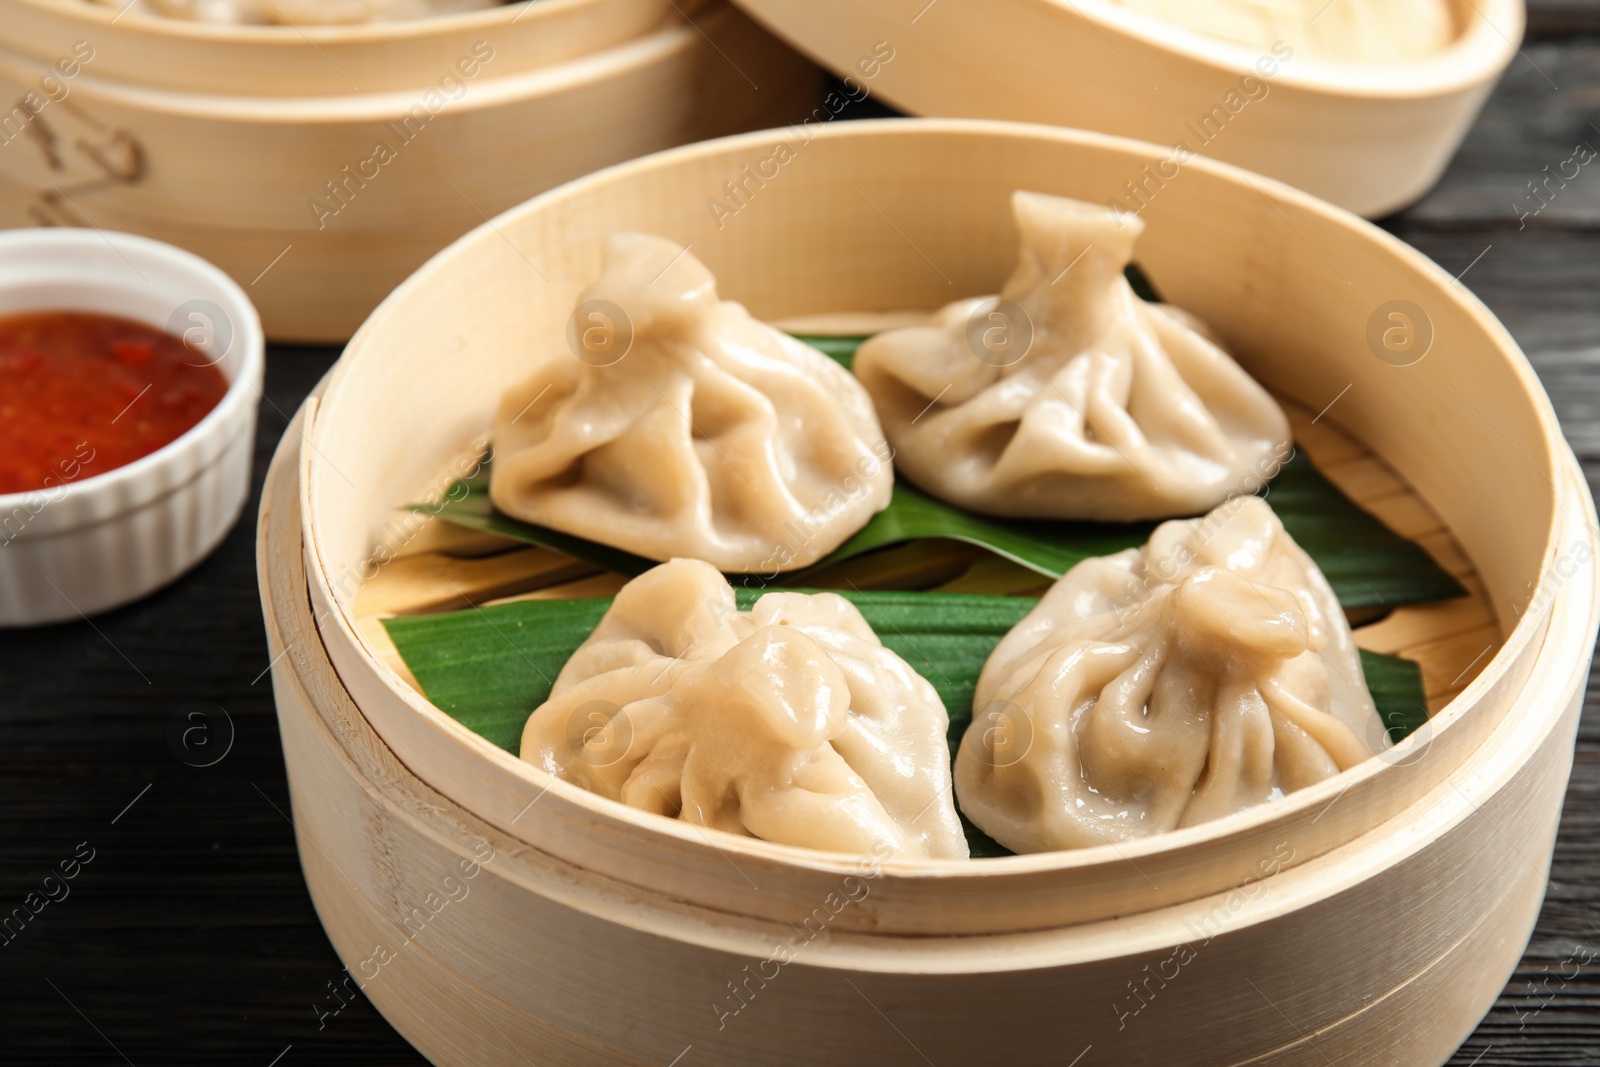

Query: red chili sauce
[0,311,230,495]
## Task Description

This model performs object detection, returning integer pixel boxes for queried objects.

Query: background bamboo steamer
[724,0,1523,219]
[0,0,669,95]
[0,0,823,341]
[262,120,1600,1063]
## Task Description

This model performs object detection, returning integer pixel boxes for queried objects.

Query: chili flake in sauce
[0,311,230,495]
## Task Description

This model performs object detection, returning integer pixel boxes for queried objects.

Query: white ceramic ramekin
[0,228,263,626]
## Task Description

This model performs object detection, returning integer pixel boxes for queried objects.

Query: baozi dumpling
[520,559,968,859]
[491,234,894,573]
[954,496,1385,853]
[854,191,1291,522]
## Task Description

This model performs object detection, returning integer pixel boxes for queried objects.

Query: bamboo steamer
[0,0,822,340]
[725,0,1523,218]
[0,0,668,95]
[261,120,1600,1064]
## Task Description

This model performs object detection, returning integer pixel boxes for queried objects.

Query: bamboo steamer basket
[261,120,1600,1064]
[725,0,1522,218]
[0,0,668,95]
[0,0,822,341]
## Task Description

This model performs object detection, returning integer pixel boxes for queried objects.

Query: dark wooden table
[3,5,1599,1064]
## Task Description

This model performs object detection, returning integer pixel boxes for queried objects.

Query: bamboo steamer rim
[34,10,720,120]
[21,0,562,44]
[267,401,1599,972]
[305,117,1577,884]
[0,0,698,98]
[777,0,1524,100]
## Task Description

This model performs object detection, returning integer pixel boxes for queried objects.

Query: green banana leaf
[384,590,1430,858]
[409,447,1463,611]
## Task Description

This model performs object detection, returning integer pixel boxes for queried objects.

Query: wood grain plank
[1418,530,1481,580]
[1383,229,1600,372]
[481,573,631,605]
[1312,455,1412,503]
[1355,595,1500,655]
[1355,491,1452,542]
[391,518,525,560]
[1284,403,1369,465]
[1390,40,1600,228]
[352,548,600,617]
[1404,625,1505,699]
[1528,0,1600,37]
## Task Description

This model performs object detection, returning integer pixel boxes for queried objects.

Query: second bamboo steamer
[0,0,823,340]
[0,0,669,94]
[725,0,1523,218]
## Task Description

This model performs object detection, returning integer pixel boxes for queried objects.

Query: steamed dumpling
[100,0,501,23]
[491,234,894,573]
[954,496,1385,853]
[1111,0,1455,63]
[854,191,1291,522]
[520,559,968,859]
